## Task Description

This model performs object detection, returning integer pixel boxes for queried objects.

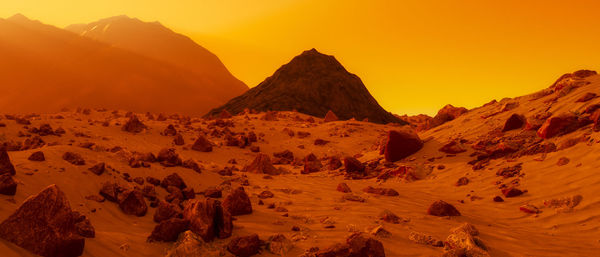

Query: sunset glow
[2,0,599,115]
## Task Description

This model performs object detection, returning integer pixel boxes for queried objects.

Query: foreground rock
[0,149,16,175]
[315,232,385,257]
[0,185,91,257]
[537,113,588,139]
[28,151,45,161]
[147,218,189,242]
[223,186,253,216]
[443,223,489,257]
[0,174,17,195]
[183,198,233,242]
[227,234,261,257]
[118,189,148,216]
[191,135,213,152]
[383,130,423,162]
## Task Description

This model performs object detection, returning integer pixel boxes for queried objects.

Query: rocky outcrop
[383,130,423,162]
[206,49,404,124]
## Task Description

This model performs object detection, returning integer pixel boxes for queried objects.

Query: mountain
[65,15,247,101]
[207,49,404,124]
[0,14,243,115]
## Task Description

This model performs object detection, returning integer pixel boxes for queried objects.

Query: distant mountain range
[0,14,247,115]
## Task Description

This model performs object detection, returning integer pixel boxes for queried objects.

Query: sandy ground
[1,76,600,256]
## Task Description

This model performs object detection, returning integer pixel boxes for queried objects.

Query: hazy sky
[2,0,600,115]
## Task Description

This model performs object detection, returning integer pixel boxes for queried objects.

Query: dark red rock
[99,182,121,202]
[242,153,281,175]
[493,196,504,202]
[345,232,386,257]
[173,134,185,145]
[147,218,189,242]
[0,149,16,176]
[227,234,261,257]
[384,130,423,162]
[273,150,294,164]
[156,148,182,167]
[146,176,161,186]
[337,183,352,193]
[576,92,597,102]
[118,189,148,217]
[88,162,105,175]
[182,198,232,242]
[153,201,182,223]
[182,159,202,173]
[204,187,223,198]
[163,124,178,136]
[379,210,401,224]
[427,200,461,216]
[502,187,524,198]
[0,185,87,257]
[27,151,45,162]
[223,186,252,216]
[343,157,365,174]
[430,104,468,128]
[557,157,570,166]
[72,212,95,238]
[314,138,330,146]
[121,115,147,133]
[363,186,399,196]
[303,153,323,174]
[62,152,85,165]
[439,140,467,154]
[327,156,343,170]
[502,114,525,132]
[455,177,469,187]
[191,135,213,152]
[537,113,589,139]
[0,174,17,195]
[161,173,187,189]
[324,110,339,122]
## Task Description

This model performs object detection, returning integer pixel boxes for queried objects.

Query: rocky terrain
[0,69,599,256]
[207,49,403,125]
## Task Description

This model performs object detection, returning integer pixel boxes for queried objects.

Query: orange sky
[2,0,600,115]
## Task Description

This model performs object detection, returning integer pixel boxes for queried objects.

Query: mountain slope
[0,14,233,115]
[65,15,248,101]
[207,49,403,124]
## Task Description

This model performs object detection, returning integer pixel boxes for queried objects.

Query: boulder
[0,185,88,257]
[182,198,233,242]
[191,135,213,152]
[242,153,281,175]
[384,130,423,162]
[118,189,148,216]
[362,186,399,196]
[161,173,187,189]
[157,148,182,167]
[227,234,261,257]
[324,110,339,122]
[62,152,85,166]
[0,149,16,176]
[302,153,322,174]
[88,162,105,175]
[439,140,467,154]
[427,200,461,217]
[148,218,189,242]
[502,114,525,132]
[163,124,178,136]
[336,183,352,193]
[223,186,253,216]
[154,201,183,223]
[27,151,45,162]
[121,115,147,133]
[0,173,17,195]
[537,113,589,139]
[344,157,365,174]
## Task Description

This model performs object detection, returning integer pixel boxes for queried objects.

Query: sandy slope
[1,75,600,257]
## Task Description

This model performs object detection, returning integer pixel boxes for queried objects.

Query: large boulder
[0,149,16,176]
[242,153,281,175]
[316,232,385,257]
[537,113,589,139]
[157,148,183,167]
[182,198,233,242]
[191,135,213,152]
[0,173,17,195]
[383,130,423,162]
[0,185,90,257]
[227,234,261,257]
[430,104,468,128]
[223,186,253,216]
[118,189,148,217]
[427,200,461,217]
[502,114,525,132]
[147,218,189,242]
[161,173,187,189]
